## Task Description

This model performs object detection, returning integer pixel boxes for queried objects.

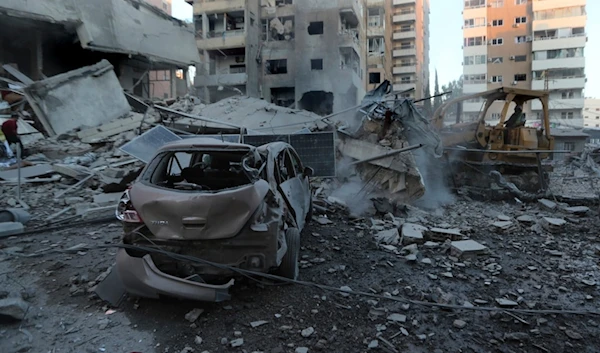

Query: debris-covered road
[1,198,599,353]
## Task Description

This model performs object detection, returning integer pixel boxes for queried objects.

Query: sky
[430,0,600,98]
[171,0,599,97]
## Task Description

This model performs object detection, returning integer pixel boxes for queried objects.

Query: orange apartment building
[462,0,587,128]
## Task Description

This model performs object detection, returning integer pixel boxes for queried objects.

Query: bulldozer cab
[432,87,554,161]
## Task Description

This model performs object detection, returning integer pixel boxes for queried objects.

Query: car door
[288,148,311,213]
[276,148,307,230]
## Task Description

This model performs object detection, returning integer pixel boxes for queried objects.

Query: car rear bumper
[115,249,233,302]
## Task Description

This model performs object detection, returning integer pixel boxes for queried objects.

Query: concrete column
[201,13,210,103]
[30,31,43,80]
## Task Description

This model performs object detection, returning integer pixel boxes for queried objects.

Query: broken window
[491,57,503,63]
[311,59,323,70]
[368,38,385,55]
[265,59,288,74]
[514,55,527,62]
[308,21,324,35]
[271,87,295,108]
[515,36,527,43]
[368,8,383,27]
[369,72,381,84]
[146,150,256,191]
[514,74,527,81]
[230,65,246,74]
[265,16,295,41]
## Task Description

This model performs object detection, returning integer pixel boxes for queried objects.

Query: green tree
[433,70,442,112]
[441,76,464,103]
[423,82,432,116]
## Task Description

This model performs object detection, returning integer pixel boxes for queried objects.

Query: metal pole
[349,144,424,166]
[16,143,21,201]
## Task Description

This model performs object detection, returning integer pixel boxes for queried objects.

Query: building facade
[192,0,367,115]
[365,0,430,99]
[144,0,176,99]
[462,0,587,128]
[583,98,600,129]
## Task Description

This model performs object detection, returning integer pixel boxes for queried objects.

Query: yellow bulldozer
[432,87,555,195]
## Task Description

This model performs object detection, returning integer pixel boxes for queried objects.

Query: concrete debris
[450,240,488,259]
[538,199,557,210]
[516,215,536,224]
[563,206,590,215]
[386,313,407,323]
[301,327,315,337]
[295,348,309,353]
[401,223,427,244]
[250,320,269,328]
[541,217,567,233]
[427,227,462,241]
[492,221,515,231]
[0,297,29,321]
[495,298,518,307]
[230,338,244,347]
[453,320,467,329]
[184,308,204,323]
[374,228,400,245]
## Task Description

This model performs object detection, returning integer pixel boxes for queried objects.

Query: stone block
[450,240,488,259]
[401,223,427,244]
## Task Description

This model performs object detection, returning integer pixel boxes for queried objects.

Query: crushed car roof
[158,137,254,152]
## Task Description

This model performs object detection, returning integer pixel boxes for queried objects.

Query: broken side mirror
[303,166,314,178]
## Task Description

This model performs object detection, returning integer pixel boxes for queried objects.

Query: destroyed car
[114,138,313,302]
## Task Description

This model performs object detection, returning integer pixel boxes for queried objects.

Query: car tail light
[115,189,143,223]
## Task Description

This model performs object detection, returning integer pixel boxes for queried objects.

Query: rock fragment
[0,297,29,321]
[185,308,204,323]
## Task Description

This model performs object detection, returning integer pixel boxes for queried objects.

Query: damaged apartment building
[191,0,367,115]
[0,0,199,99]
[365,0,430,100]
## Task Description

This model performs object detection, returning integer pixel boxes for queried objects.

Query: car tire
[277,227,300,280]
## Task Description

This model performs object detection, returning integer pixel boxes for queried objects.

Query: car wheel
[277,227,300,280]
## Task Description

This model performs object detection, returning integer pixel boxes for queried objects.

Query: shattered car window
[145,149,254,191]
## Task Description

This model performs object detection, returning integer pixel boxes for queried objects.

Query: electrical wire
[5,242,600,317]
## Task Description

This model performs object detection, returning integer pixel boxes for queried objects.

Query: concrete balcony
[532,56,585,71]
[368,0,386,6]
[261,4,295,18]
[531,97,584,111]
[392,65,416,74]
[393,30,416,40]
[193,0,245,14]
[463,64,486,75]
[532,77,586,90]
[532,0,586,11]
[393,0,415,5]
[367,55,385,66]
[533,16,587,32]
[393,13,416,23]
[532,35,587,52]
[367,26,384,37]
[463,101,485,112]
[339,30,361,53]
[197,30,245,50]
[202,72,247,86]
[392,47,416,57]
[463,83,487,94]
[393,82,416,92]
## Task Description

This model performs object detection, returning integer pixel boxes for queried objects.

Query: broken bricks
[450,240,488,259]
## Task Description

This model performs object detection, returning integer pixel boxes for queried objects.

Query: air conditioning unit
[510,56,515,60]
[526,36,532,42]
[488,58,493,62]
[513,24,519,28]
[512,81,518,85]
[487,22,492,26]
[489,79,494,83]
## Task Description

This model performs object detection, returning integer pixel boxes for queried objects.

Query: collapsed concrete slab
[23,60,131,136]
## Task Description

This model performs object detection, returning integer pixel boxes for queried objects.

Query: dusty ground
[1,197,600,353]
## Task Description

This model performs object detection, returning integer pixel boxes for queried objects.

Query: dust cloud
[412,148,455,210]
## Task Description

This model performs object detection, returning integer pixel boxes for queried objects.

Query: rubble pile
[549,146,600,202]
